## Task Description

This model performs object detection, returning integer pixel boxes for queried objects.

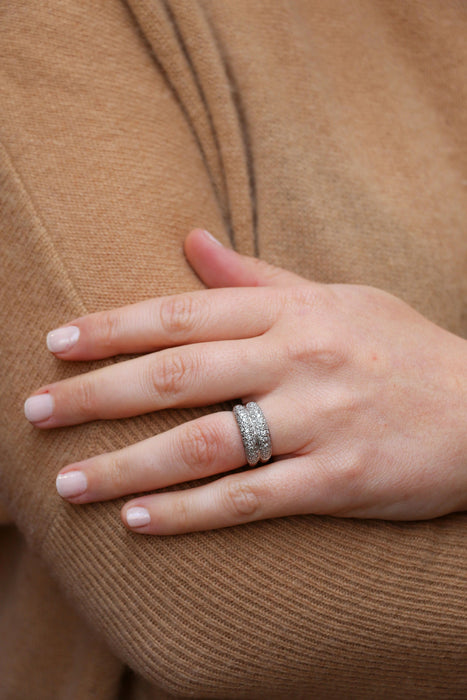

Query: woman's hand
[24,229,467,534]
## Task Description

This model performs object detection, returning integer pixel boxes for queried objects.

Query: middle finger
[24,337,275,428]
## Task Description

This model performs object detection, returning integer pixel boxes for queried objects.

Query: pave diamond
[233,404,260,467]
[233,402,272,467]
[246,402,272,462]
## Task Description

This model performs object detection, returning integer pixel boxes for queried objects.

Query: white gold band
[245,401,272,463]
[233,402,272,467]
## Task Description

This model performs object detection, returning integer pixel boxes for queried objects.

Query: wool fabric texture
[1,1,466,698]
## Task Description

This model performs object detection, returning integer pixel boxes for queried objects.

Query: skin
[24,228,467,535]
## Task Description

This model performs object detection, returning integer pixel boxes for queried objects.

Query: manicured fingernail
[56,471,87,498]
[24,393,54,422]
[47,325,80,353]
[126,506,151,527]
[203,230,223,246]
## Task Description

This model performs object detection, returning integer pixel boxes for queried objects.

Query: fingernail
[56,470,87,498]
[126,506,151,527]
[203,230,223,246]
[47,326,80,353]
[24,393,54,422]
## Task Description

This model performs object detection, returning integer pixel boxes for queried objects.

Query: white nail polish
[126,506,151,527]
[47,326,80,353]
[24,394,54,422]
[203,230,223,246]
[56,471,87,498]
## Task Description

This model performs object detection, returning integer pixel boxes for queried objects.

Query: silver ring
[233,401,272,467]
[245,402,272,463]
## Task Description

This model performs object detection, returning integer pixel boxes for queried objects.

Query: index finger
[46,286,279,360]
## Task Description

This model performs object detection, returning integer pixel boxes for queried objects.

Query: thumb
[183,228,308,288]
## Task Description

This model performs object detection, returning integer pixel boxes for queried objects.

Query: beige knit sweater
[1,1,466,698]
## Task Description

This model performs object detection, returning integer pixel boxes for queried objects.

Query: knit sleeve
[1,2,466,698]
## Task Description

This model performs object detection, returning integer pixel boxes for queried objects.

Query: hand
[24,229,467,535]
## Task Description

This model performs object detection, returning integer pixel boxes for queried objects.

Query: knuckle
[99,310,122,349]
[72,378,98,417]
[105,453,128,491]
[250,257,283,285]
[222,480,261,520]
[280,284,328,316]
[172,496,190,529]
[179,421,220,476]
[337,445,366,485]
[159,294,197,336]
[290,284,324,308]
[284,330,345,370]
[145,351,190,400]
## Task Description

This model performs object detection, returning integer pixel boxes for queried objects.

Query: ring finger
[55,400,301,504]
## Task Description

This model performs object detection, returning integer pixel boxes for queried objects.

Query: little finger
[120,452,338,536]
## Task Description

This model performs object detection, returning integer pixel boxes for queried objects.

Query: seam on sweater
[162,0,235,249]
[123,0,233,244]
[200,7,259,257]
[0,138,90,319]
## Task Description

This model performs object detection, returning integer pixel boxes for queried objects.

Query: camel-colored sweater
[1,1,466,698]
